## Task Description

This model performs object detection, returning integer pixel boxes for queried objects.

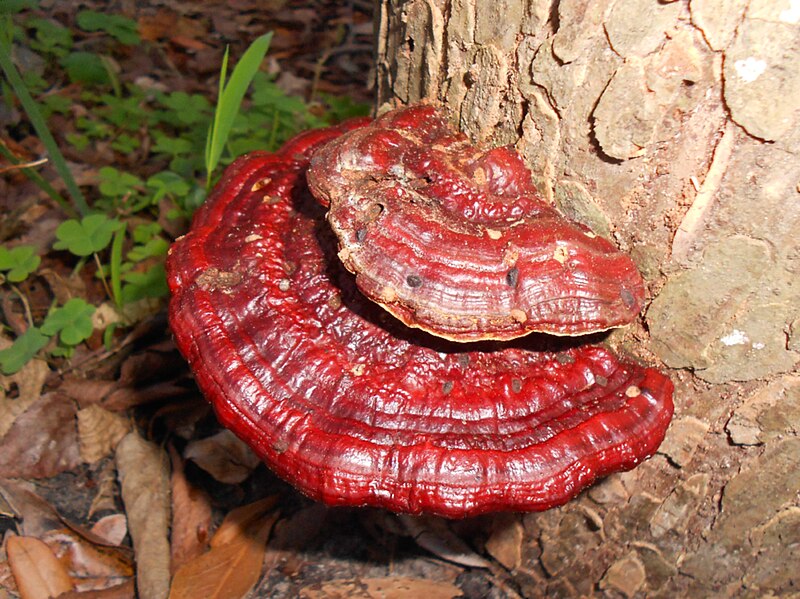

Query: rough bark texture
[377,0,799,596]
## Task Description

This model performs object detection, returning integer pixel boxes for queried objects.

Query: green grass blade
[109,226,125,307]
[205,45,229,180]
[0,32,90,216]
[205,32,272,188]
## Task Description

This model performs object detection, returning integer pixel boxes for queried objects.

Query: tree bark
[377,0,800,596]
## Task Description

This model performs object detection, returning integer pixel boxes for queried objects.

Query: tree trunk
[376,0,800,596]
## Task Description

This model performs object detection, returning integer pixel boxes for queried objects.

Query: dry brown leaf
[43,528,134,580]
[484,514,524,570]
[299,577,464,599]
[90,514,128,547]
[168,444,212,573]
[116,432,170,599]
[210,496,279,548]
[184,429,261,484]
[7,535,74,599]
[77,404,131,464]
[59,377,117,410]
[168,509,279,599]
[55,579,135,599]
[0,478,60,537]
[87,461,118,519]
[399,515,490,569]
[0,393,80,478]
[0,358,49,438]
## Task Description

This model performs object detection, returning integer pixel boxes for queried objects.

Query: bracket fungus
[307,104,645,342]
[167,105,674,518]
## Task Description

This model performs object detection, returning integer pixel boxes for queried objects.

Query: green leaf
[98,166,143,197]
[121,264,168,304]
[111,133,139,153]
[0,0,36,16]
[26,17,73,57]
[146,171,190,203]
[0,245,40,282]
[0,328,49,375]
[53,214,124,256]
[132,222,162,244]
[205,32,273,186]
[61,51,109,85]
[159,92,211,126]
[41,298,95,346]
[151,134,194,157]
[127,237,169,263]
[76,10,140,45]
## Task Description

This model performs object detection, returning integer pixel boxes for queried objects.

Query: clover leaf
[53,214,124,256]
[0,328,49,375]
[0,245,41,282]
[40,298,96,346]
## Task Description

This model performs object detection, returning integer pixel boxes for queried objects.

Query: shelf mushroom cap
[166,114,674,518]
[307,104,645,342]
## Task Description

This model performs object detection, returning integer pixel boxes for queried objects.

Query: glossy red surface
[308,105,646,341]
[167,117,674,518]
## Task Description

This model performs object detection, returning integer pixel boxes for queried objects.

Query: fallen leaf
[87,461,118,518]
[90,514,128,547]
[0,393,81,478]
[168,511,278,599]
[168,444,212,573]
[7,535,74,599]
[184,429,261,484]
[0,357,48,438]
[0,478,60,537]
[77,404,131,463]
[398,515,490,569]
[59,377,116,409]
[210,496,279,548]
[43,528,134,580]
[299,577,464,599]
[116,432,170,599]
[55,579,135,599]
[484,514,524,570]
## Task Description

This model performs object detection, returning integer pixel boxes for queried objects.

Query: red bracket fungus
[167,105,673,518]
[307,104,645,342]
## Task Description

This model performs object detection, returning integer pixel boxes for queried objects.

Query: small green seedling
[40,297,95,346]
[53,214,124,256]
[75,10,139,45]
[0,245,40,282]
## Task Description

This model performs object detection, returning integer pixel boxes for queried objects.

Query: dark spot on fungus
[167,107,674,518]
[506,266,519,288]
[620,288,636,309]
[556,353,575,365]
[356,228,367,242]
[406,274,423,288]
[366,203,384,220]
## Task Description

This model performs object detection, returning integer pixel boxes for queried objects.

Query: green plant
[1,10,370,376]
[0,245,41,283]
[205,32,273,189]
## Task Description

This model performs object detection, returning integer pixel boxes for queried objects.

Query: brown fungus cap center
[307,104,645,342]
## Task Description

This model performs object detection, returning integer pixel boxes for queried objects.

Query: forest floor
[0,2,528,598]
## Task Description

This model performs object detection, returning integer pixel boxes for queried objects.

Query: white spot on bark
[720,329,749,346]
[780,0,800,23]
[734,57,767,83]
